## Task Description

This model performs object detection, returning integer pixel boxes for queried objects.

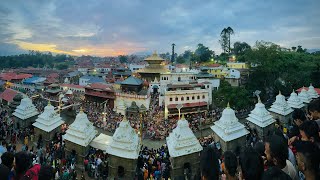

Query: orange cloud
[13,41,75,55]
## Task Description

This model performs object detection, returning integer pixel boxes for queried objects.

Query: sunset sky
[0,0,319,56]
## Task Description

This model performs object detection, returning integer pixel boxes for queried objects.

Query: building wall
[60,86,85,93]
[129,64,146,72]
[115,93,151,111]
[227,62,248,69]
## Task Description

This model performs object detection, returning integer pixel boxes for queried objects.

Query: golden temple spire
[123,115,127,121]
[80,106,83,113]
[227,102,230,108]
[181,114,185,120]
[48,100,51,106]
[279,90,281,95]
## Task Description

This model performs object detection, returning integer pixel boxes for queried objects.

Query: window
[175,97,178,101]
[197,96,200,99]
[192,96,195,100]
[178,77,181,81]
[202,95,205,99]
[187,97,189,100]
[181,97,184,101]
[170,98,172,102]
[207,85,209,88]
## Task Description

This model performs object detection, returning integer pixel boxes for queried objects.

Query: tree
[291,47,297,52]
[176,56,185,64]
[118,55,128,63]
[296,45,307,53]
[226,27,234,53]
[233,42,251,55]
[194,44,214,62]
[219,29,228,53]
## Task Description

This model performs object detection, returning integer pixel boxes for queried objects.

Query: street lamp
[176,104,183,120]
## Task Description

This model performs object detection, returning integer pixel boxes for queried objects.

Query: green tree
[195,44,214,62]
[176,56,185,64]
[118,55,128,63]
[233,42,251,55]
[220,27,234,54]
[296,45,307,53]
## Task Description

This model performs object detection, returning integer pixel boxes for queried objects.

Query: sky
[0,0,319,56]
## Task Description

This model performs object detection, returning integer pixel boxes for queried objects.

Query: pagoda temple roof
[120,76,143,86]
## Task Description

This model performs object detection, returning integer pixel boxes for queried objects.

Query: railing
[115,92,150,99]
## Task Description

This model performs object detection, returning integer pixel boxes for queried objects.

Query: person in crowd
[0,152,14,180]
[308,98,320,128]
[223,151,238,180]
[38,165,54,180]
[295,141,320,180]
[288,109,307,139]
[299,121,320,147]
[200,146,220,180]
[239,147,264,180]
[262,167,292,180]
[264,134,298,180]
[14,151,33,180]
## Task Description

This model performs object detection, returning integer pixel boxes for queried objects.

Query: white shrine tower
[287,90,304,109]
[246,97,275,140]
[298,87,312,104]
[33,101,64,142]
[13,97,39,128]
[307,84,319,99]
[64,108,98,164]
[269,91,293,127]
[166,115,203,178]
[115,99,126,115]
[106,116,140,179]
[211,103,249,152]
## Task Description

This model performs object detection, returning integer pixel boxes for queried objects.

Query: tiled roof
[121,76,143,86]
[0,88,18,102]
[297,87,320,95]
[87,83,114,92]
[60,84,84,89]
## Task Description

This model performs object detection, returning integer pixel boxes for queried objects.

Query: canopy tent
[89,133,112,151]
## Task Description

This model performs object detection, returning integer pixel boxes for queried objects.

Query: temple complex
[210,103,249,152]
[138,52,170,81]
[287,90,304,109]
[307,84,319,99]
[12,97,39,129]
[106,116,140,179]
[268,91,293,128]
[64,108,98,164]
[298,87,312,104]
[166,115,203,179]
[33,101,64,143]
[246,97,275,140]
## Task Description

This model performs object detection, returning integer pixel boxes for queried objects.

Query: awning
[167,101,208,109]
[89,133,112,151]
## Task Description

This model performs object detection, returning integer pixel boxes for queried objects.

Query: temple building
[166,115,203,179]
[210,104,249,152]
[84,83,115,108]
[307,84,319,99]
[196,67,215,80]
[246,98,275,140]
[114,76,151,112]
[106,116,139,179]
[162,83,210,119]
[298,87,312,104]
[268,91,293,128]
[64,109,98,164]
[33,101,64,143]
[138,52,170,81]
[287,90,304,109]
[12,97,39,129]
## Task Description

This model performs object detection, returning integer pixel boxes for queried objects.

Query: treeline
[0,51,74,70]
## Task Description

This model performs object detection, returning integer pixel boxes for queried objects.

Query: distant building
[85,83,115,108]
[138,52,170,81]
[226,62,249,69]
[129,63,146,72]
[60,84,85,93]
[79,75,106,86]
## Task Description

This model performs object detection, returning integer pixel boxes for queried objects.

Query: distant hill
[307,49,320,53]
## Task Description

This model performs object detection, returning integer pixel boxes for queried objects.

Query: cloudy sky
[0,0,319,56]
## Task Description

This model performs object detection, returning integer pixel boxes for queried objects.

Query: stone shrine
[166,115,203,179]
[246,97,275,140]
[298,87,312,105]
[64,108,98,164]
[33,101,64,143]
[287,90,304,109]
[210,103,249,152]
[269,91,294,128]
[115,99,126,115]
[307,84,319,99]
[106,116,140,179]
[12,97,39,129]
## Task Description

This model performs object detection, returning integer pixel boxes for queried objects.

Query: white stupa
[298,87,311,104]
[116,99,126,115]
[33,101,64,132]
[211,103,249,142]
[166,115,203,157]
[106,116,139,159]
[64,108,98,147]
[13,97,39,120]
[65,89,73,95]
[307,84,319,99]
[247,97,275,128]
[269,91,293,116]
[287,90,304,109]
